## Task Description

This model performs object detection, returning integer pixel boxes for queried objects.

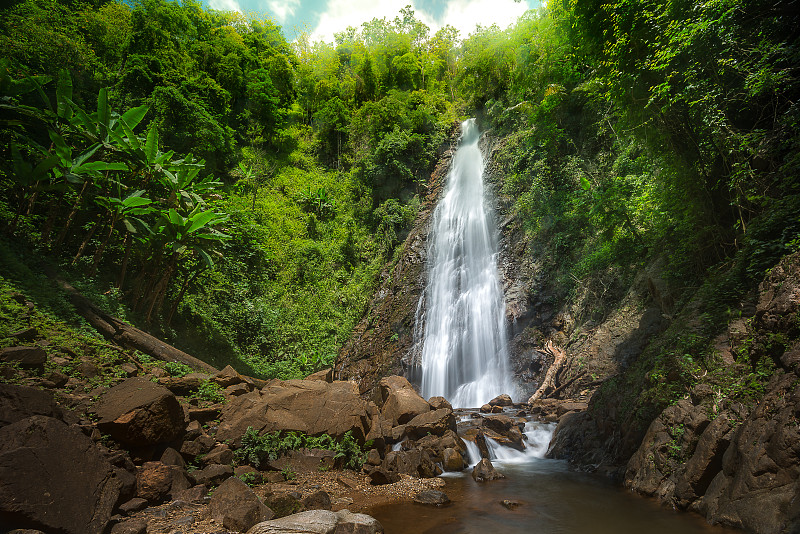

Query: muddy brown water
[370,446,737,534]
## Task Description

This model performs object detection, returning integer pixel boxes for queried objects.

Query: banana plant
[140,205,229,321]
[87,189,154,275]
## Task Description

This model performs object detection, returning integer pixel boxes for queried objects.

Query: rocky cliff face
[335,123,459,396]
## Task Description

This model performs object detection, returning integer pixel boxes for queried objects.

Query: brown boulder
[305,368,333,382]
[209,477,273,532]
[488,394,513,407]
[135,461,192,503]
[381,387,431,426]
[158,373,209,395]
[382,449,441,478]
[378,375,415,405]
[213,365,247,387]
[413,490,450,506]
[0,416,121,534]
[368,466,400,485]
[472,458,505,482]
[92,378,184,447]
[442,448,465,471]
[0,346,46,368]
[404,408,457,440]
[301,490,332,511]
[216,380,372,444]
[246,509,384,534]
[462,428,490,459]
[428,396,452,411]
[194,464,234,486]
[0,383,66,428]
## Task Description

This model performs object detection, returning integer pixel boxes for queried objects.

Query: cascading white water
[418,118,515,408]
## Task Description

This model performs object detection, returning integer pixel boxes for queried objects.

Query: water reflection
[371,455,736,534]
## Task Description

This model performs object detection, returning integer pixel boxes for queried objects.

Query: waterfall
[417,118,515,408]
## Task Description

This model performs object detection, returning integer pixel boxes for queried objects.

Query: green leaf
[122,196,152,208]
[56,69,73,120]
[72,144,100,168]
[77,161,129,172]
[118,105,149,131]
[48,130,71,163]
[186,210,219,234]
[145,123,159,163]
[167,208,184,227]
[580,175,592,191]
[97,88,109,132]
[195,247,215,269]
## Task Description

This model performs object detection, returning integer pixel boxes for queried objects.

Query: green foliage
[193,379,225,403]
[163,361,192,377]
[234,427,367,471]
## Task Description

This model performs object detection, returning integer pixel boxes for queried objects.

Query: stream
[371,416,737,534]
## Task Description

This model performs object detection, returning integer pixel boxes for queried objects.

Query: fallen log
[527,340,567,402]
[55,277,218,374]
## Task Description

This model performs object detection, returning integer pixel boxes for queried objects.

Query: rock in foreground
[0,415,121,534]
[472,458,505,482]
[246,509,383,534]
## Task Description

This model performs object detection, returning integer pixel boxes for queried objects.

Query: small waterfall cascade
[417,118,515,408]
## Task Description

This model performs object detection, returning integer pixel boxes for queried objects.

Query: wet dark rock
[501,500,521,510]
[472,458,505,482]
[413,490,451,506]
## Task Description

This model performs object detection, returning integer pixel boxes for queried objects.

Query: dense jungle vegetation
[1,0,798,403]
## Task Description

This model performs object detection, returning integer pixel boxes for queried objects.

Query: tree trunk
[117,232,132,289]
[54,179,90,251]
[72,217,101,265]
[55,275,218,374]
[90,215,116,275]
[528,340,567,402]
[166,268,202,326]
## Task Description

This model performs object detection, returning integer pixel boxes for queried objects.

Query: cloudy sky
[205,0,541,42]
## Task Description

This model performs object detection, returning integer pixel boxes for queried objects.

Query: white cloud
[310,0,530,43]
[267,0,302,23]
[435,0,529,37]
[310,0,408,42]
[209,0,243,12]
